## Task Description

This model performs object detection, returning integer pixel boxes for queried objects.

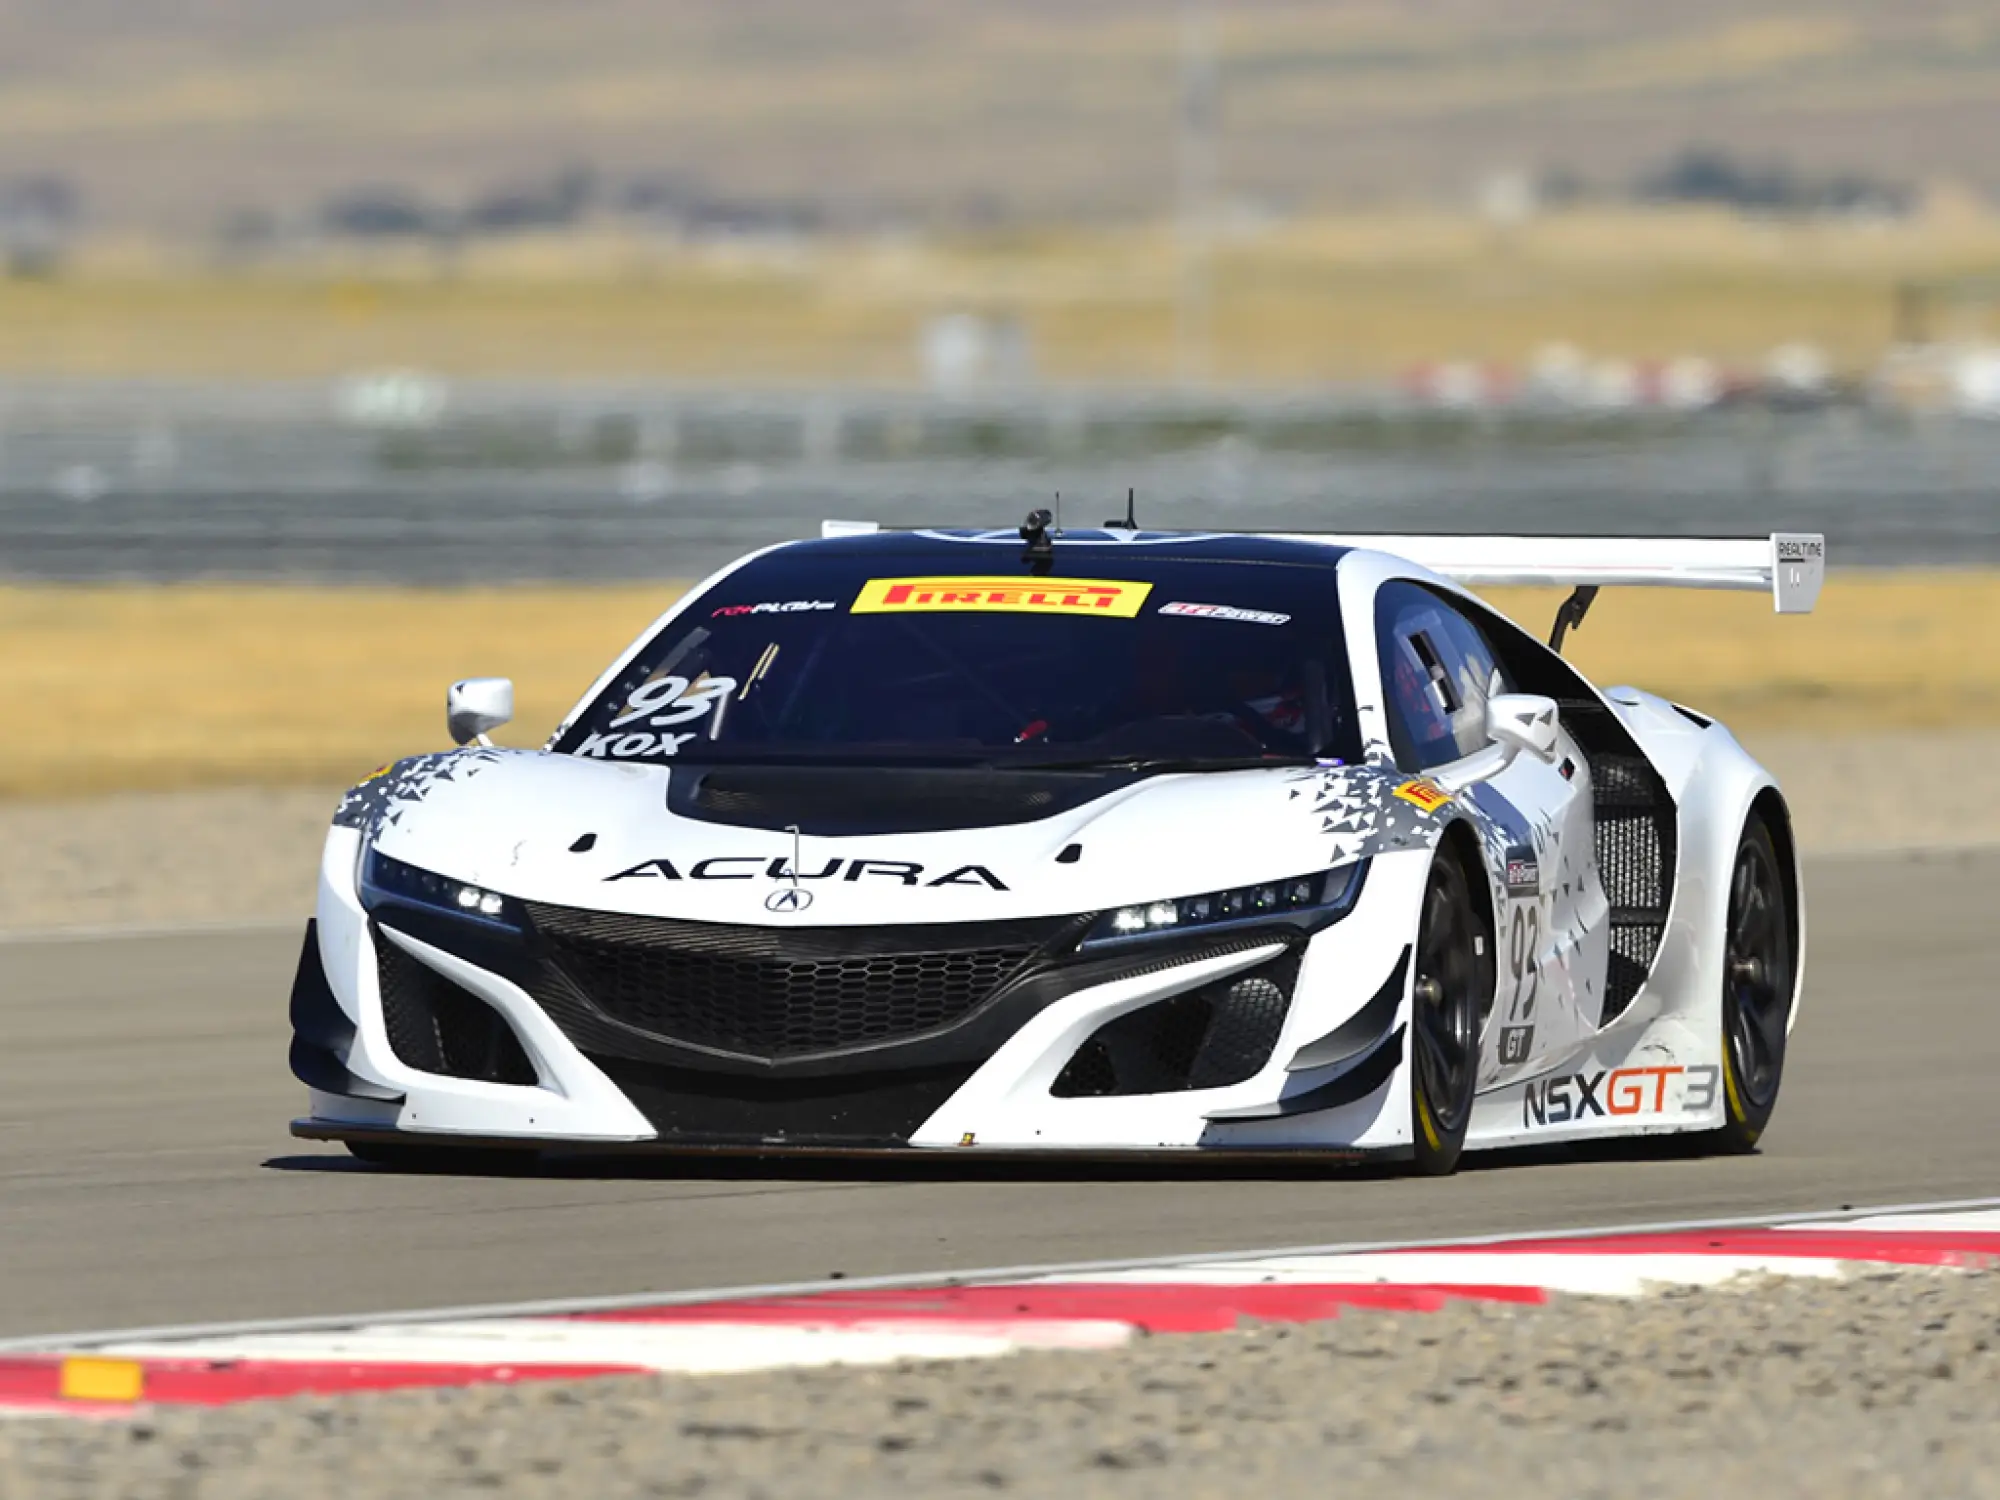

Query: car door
[1373,581,1608,1084]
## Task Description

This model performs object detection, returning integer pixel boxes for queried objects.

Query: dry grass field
[11,205,2000,382]
[0,572,1990,800]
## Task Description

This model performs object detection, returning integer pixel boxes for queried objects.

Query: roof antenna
[1020,507,1055,572]
[1104,486,1137,530]
[1053,490,1062,535]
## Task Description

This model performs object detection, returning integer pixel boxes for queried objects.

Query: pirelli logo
[852,576,1152,618]
[1393,777,1452,815]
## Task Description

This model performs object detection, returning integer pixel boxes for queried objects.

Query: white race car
[289,519,1824,1173]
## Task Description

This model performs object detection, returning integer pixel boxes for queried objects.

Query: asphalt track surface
[3,847,1994,1343]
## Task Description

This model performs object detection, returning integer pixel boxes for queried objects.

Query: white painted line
[100,1317,1131,1376]
[7,1193,1999,1356]
[1776,1209,2000,1234]
[1076,1251,1850,1297]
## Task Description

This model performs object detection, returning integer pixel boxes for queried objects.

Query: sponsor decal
[1392,778,1452,815]
[576,673,738,760]
[1523,1064,1719,1128]
[851,576,1151,619]
[1157,600,1291,626]
[1498,1025,1534,1065]
[1505,855,1540,895]
[606,856,1009,890]
[764,886,813,913]
[710,600,837,618]
[1776,536,1824,563]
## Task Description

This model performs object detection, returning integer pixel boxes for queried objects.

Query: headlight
[359,847,524,929]
[1081,860,1366,949]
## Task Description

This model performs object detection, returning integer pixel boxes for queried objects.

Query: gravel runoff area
[5,1270,1999,1497]
[1,729,1997,934]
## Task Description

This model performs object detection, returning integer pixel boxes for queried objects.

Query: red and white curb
[6,1201,1998,1417]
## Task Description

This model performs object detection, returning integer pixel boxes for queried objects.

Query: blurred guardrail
[0,378,1994,581]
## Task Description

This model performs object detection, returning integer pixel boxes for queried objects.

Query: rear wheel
[1707,815,1794,1152]
[1409,852,1490,1175]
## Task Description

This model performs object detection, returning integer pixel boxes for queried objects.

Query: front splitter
[291,1118,1391,1166]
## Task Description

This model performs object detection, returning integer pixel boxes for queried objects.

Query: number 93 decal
[576,673,739,760]
[1505,903,1541,1022]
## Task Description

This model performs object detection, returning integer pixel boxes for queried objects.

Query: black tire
[1409,851,1492,1175]
[344,1140,539,1175]
[1706,814,1795,1153]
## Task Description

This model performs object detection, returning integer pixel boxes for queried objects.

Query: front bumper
[295,827,1424,1155]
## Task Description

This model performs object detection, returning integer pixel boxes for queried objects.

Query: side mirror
[447,677,513,746]
[1486,692,1561,766]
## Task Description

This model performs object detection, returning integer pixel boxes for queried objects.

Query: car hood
[335,748,1450,924]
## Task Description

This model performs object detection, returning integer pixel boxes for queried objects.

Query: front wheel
[1706,814,1795,1152]
[1409,852,1491,1175]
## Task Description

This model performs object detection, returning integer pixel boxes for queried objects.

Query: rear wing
[816,518,1824,651]
[1282,532,1825,615]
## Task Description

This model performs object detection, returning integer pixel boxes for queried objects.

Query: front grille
[376,938,538,1085]
[1052,951,1298,1097]
[525,904,1078,1060]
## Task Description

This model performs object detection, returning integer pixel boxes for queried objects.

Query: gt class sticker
[1157,601,1291,626]
[1392,778,1452,815]
[852,577,1152,618]
[1523,1065,1719,1127]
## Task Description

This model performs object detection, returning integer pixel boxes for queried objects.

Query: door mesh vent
[1585,748,1678,1021]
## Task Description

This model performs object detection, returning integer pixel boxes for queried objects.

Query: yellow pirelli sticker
[852,576,1152,618]
[1393,777,1452,814]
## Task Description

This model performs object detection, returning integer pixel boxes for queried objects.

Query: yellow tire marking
[1721,1035,1761,1143]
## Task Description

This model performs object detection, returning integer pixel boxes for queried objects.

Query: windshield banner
[852,576,1152,618]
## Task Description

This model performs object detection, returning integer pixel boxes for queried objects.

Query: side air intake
[376,937,538,1086]
[1052,951,1298,1097]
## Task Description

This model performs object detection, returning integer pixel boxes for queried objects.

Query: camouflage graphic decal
[1285,763,1460,864]
[332,748,507,839]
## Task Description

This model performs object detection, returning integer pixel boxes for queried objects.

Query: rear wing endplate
[1287,532,1825,614]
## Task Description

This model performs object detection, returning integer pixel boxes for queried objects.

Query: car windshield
[554,547,1363,770]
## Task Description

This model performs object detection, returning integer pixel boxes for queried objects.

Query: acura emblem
[765,886,812,913]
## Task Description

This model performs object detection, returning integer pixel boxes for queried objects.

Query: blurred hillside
[3,0,2000,237]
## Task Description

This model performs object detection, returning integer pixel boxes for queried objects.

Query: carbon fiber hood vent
[666,765,1142,836]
